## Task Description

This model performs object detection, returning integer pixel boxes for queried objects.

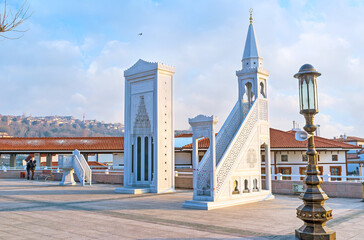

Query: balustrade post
[264,144,272,191]
[10,154,16,168]
[323,174,329,182]
[192,137,199,199]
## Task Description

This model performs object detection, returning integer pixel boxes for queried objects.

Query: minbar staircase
[73,150,92,186]
[59,149,92,186]
[184,98,273,209]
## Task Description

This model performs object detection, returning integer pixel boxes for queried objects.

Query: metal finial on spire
[249,8,253,25]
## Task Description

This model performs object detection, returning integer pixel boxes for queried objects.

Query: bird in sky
[138,33,142,36]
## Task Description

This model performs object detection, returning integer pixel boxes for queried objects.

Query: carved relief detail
[216,103,258,194]
[133,96,151,132]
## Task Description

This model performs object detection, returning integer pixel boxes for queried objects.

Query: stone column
[148,136,152,182]
[46,154,52,168]
[10,154,16,168]
[192,137,199,199]
[34,153,41,169]
[210,132,217,201]
[141,135,145,182]
[265,144,272,191]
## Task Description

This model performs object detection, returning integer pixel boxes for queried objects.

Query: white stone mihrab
[116,59,175,194]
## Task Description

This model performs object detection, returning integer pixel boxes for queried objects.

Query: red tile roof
[40,161,107,167]
[0,130,358,153]
[0,137,124,152]
[269,129,358,149]
[175,133,193,138]
[333,136,364,143]
[182,128,359,150]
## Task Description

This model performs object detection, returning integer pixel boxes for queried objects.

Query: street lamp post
[294,64,336,240]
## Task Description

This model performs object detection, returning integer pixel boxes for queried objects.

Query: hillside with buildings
[0,114,124,138]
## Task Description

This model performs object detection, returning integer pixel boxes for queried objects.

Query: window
[299,166,323,180]
[261,154,265,162]
[131,145,134,173]
[281,155,288,162]
[261,167,266,180]
[332,155,338,161]
[137,137,141,181]
[299,167,306,180]
[151,137,154,176]
[278,167,291,180]
[144,137,149,181]
[302,155,308,161]
[330,166,342,181]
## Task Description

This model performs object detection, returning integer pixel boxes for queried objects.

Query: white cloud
[71,93,88,105]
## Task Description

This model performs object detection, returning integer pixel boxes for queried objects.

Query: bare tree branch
[0,0,31,39]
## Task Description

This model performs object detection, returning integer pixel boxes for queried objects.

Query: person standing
[31,159,36,180]
[26,159,32,180]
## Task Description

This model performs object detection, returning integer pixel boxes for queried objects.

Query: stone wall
[52,172,123,185]
[0,170,25,179]
[271,180,363,199]
[1,171,362,198]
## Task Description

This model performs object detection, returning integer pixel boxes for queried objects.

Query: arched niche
[259,79,267,98]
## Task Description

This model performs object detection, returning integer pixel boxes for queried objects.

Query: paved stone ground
[0,179,363,240]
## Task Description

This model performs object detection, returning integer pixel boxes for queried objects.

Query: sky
[0,0,363,138]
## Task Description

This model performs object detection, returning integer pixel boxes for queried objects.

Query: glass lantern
[294,64,321,114]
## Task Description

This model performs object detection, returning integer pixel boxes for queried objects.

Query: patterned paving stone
[0,179,362,239]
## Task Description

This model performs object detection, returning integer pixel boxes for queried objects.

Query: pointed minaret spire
[242,9,263,69]
[249,8,253,25]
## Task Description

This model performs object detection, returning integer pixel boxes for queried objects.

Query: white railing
[1,166,60,171]
[264,173,364,182]
[79,154,92,184]
[73,155,86,186]
[215,101,243,164]
[91,169,123,174]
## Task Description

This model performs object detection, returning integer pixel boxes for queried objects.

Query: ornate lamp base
[295,227,336,240]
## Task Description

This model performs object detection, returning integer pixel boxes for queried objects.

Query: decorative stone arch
[232,179,240,194]
[243,178,250,193]
[241,80,255,103]
[259,79,267,98]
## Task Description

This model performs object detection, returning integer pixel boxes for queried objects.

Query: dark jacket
[26,160,34,171]
[31,160,36,170]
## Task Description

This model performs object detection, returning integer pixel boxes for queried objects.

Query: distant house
[333,135,364,149]
[332,135,364,175]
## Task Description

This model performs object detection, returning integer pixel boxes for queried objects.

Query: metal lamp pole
[294,64,336,240]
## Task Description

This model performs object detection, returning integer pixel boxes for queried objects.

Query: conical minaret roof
[242,23,261,60]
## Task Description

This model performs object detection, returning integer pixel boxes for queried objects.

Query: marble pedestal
[60,169,76,186]
[115,187,151,194]
[183,190,274,210]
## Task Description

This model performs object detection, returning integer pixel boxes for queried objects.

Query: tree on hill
[0,0,31,39]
